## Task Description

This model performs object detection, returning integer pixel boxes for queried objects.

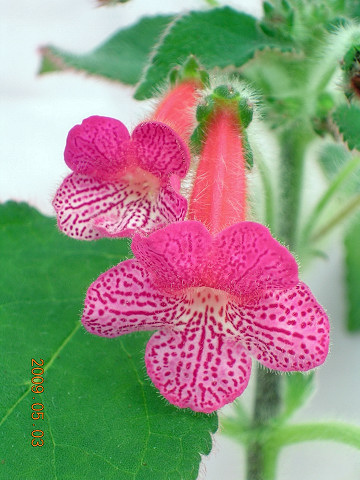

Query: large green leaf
[0,202,217,479]
[333,103,360,151]
[135,7,294,100]
[344,220,360,331]
[39,15,172,85]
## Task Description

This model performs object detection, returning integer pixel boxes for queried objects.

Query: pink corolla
[53,116,190,240]
[82,220,329,413]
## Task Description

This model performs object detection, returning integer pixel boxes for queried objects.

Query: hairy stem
[278,121,314,250]
[256,153,276,232]
[246,368,282,480]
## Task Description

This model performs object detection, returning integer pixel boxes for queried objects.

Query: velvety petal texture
[132,122,190,178]
[227,282,329,371]
[82,259,187,337]
[65,116,130,181]
[209,222,299,296]
[146,328,252,413]
[132,221,298,295]
[54,116,190,239]
[83,220,330,413]
[132,221,211,292]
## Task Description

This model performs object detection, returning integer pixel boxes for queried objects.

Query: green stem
[257,153,276,232]
[311,193,360,241]
[271,422,360,450]
[278,122,314,250]
[302,155,360,244]
[262,442,281,480]
[246,367,282,480]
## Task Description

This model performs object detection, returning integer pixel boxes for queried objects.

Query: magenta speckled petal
[208,222,299,296]
[132,221,211,292]
[227,282,330,371]
[53,172,188,240]
[145,324,252,413]
[64,116,130,181]
[82,259,188,337]
[94,182,188,237]
[132,122,190,179]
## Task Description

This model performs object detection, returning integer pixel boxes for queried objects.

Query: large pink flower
[53,116,190,240]
[82,221,329,413]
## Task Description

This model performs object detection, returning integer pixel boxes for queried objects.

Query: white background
[1,0,360,478]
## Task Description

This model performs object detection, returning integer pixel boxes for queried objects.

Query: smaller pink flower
[82,221,329,413]
[53,116,190,240]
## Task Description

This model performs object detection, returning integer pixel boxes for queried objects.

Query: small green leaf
[344,220,360,331]
[318,143,352,179]
[333,103,360,150]
[39,15,173,85]
[0,202,217,479]
[282,372,315,420]
[135,7,294,100]
[271,422,360,451]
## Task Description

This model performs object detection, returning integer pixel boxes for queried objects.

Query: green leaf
[271,422,360,451]
[344,220,360,331]
[333,103,360,150]
[282,372,315,420]
[318,142,352,179]
[39,15,173,85]
[318,143,360,194]
[135,7,294,100]
[0,202,217,479]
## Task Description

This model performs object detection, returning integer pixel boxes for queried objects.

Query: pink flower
[53,116,190,240]
[82,220,329,413]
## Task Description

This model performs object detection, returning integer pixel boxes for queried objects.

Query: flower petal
[53,173,187,240]
[65,116,130,181]
[227,282,330,371]
[131,122,190,179]
[95,178,188,238]
[82,259,186,337]
[208,222,298,296]
[145,326,252,413]
[132,221,211,292]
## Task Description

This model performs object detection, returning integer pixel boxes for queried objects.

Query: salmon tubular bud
[151,56,209,144]
[187,85,254,234]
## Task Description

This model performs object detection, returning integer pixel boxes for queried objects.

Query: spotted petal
[145,326,252,413]
[208,222,298,297]
[132,122,190,179]
[65,116,130,181]
[227,282,330,371]
[82,259,188,337]
[53,173,187,240]
[132,221,211,292]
